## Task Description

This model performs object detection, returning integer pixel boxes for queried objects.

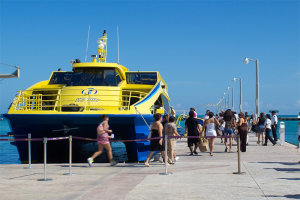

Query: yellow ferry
[4,31,171,163]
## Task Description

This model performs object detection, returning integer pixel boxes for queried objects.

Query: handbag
[198,133,208,152]
[251,124,259,133]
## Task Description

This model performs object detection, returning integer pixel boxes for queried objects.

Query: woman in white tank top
[203,112,220,156]
[206,123,217,136]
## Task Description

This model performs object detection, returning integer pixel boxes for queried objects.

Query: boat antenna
[84,24,91,62]
[117,25,120,64]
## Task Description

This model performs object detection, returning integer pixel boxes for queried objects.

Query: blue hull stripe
[134,81,161,107]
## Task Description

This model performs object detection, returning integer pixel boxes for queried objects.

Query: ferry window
[68,68,122,86]
[126,72,157,85]
[49,72,73,85]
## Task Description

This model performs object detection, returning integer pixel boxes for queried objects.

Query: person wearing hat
[271,111,278,141]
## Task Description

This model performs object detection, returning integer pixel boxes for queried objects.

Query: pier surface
[1,133,300,200]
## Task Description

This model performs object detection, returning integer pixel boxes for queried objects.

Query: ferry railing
[13,89,147,112]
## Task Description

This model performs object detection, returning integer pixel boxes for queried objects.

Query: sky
[0,0,300,115]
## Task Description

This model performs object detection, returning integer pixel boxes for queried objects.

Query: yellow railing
[12,89,147,112]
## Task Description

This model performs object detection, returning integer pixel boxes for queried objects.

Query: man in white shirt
[271,111,278,141]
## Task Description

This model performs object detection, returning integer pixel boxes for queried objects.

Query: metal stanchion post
[65,136,73,175]
[233,134,244,175]
[38,137,52,181]
[161,135,170,175]
[237,135,241,174]
[25,133,32,169]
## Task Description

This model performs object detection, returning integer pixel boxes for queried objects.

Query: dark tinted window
[126,72,157,85]
[49,68,122,86]
[49,72,73,85]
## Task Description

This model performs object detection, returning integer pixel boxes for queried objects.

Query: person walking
[263,114,277,146]
[165,116,181,164]
[256,112,266,145]
[87,115,117,167]
[185,111,201,155]
[271,111,278,142]
[223,109,236,153]
[237,112,248,152]
[203,112,220,156]
[144,113,165,167]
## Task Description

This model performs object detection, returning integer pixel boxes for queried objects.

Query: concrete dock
[0,133,300,200]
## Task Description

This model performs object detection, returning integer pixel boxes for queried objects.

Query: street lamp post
[223,92,227,109]
[228,87,234,111]
[226,86,233,110]
[232,77,242,113]
[243,57,259,117]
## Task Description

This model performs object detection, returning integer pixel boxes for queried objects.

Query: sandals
[144,162,151,167]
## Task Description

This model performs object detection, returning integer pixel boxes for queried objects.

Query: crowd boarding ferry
[4,31,171,163]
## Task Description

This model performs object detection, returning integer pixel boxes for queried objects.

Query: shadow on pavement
[278,178,300,180]
[249,161,300,166]
[265,168,300,172]
[265,194,300,199]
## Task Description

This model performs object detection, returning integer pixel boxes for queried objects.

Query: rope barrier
[0,137,68,142]
[0,135,237,142]
[0,133,243,180]
[0,134,27,137]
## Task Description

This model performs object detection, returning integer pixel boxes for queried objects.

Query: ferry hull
[4,114,153,163]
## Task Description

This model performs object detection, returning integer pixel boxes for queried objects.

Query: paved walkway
[0,132,300,200]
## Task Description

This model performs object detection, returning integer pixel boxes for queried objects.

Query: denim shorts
[258,125,265,132]
[224,128,234,135]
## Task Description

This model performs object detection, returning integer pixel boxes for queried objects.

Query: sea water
[0,115,299,164]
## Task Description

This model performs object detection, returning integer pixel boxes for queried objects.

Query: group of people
[185,108,280,156]
[185,108,248,156]
[253,111,278,146]
[144,113,181,167]
[86,109,282,167]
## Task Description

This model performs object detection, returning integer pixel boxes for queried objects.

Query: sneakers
[110,160,118,166]
[87,157,93,167]
[193,151,198,155]
[175,156,180,161]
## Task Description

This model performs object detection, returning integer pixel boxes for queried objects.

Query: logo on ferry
[82,88,98,95]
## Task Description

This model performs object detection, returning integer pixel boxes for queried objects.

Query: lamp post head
[243,57,249,64]
[232,77,237,82]
[227,86,230,90]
